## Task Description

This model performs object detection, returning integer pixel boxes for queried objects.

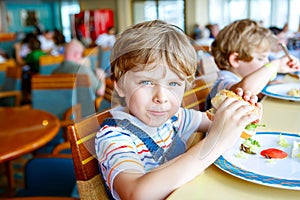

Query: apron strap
[101,118,164,162]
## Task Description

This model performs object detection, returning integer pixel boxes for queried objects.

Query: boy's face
[236,50,270,77]
[116,64,186,127]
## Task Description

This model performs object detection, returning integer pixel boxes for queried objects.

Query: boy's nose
[153,85,168,104]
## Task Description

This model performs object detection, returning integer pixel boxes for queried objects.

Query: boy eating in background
[206,19,299,109]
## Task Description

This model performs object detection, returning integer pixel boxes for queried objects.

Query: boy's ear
[114,81,125,97]
[228,52,240,68]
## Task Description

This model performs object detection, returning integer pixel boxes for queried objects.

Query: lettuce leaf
[245,123,266,131]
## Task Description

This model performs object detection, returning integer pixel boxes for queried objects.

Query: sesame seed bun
[206,89,259,139]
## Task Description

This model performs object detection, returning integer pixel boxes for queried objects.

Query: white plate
[262,83,300,101]
[214,132,300,190]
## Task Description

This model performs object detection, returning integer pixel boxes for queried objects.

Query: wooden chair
[95,77,118,112]
[182,74,217,111]
[194,45,210,53]
[83,47,98,70]
[39,54,64,75]
[15,155,77,197]
[14,133,77,197]
[0,66,22,107]
[31,74,83,153]
[67,110,112,200]
[97,48,111,74]
[198,56,219,75]
[31,74,83,121]
[73,73,101,118]
[0,58,16,88]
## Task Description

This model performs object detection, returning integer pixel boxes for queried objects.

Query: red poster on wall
[72,9,114,45]
[90,9,114,41]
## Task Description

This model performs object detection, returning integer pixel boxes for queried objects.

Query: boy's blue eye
[169,82,181,87]
[140,80,153,85]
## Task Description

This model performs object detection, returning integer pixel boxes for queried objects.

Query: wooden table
[0,107,60,190]
[167,76,300,200]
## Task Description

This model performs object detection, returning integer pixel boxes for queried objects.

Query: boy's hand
[235,88,262,120]
[235,88,259,105]
[277,55,300,73]
[207,88,262,149]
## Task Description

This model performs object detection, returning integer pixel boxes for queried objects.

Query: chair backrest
[68,109,112,200]
[39,54,64,74]
[96,77,121,112]
[31,74,81,120]
[0,66,22,106]
[18,156,76,197]
[32,73,97,117]
[83,47,98,70]
[182,74,217,111]
[76,74,96,117]
[3,66,22,91]
[97,48,111,74]
[0,59,16,88]
[198,56,219,75]
[31,74,86,153]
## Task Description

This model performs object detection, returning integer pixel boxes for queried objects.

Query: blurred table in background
[0,107,60,191]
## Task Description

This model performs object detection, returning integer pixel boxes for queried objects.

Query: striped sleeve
[95,125,145,199]
[177,108,202,143]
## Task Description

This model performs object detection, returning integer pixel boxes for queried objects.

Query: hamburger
[206,89,264,139]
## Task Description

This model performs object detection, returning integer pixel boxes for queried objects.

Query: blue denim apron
[101,118,186,164]
[99,118,186,199]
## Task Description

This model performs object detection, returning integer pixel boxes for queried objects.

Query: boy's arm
[113,98,260,200]
[230,63,277,95]
[231,56,299,95]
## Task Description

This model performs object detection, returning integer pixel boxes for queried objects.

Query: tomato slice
[260,148,288,159]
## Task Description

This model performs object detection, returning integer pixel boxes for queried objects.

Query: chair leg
[5,160,15,192]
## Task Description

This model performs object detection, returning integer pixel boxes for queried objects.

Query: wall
[79,0,119,32]
[4,1,60,33]
[186,0,209,36]
[0,0,62,57]
[78,0,209,36]
[0,0,209,57]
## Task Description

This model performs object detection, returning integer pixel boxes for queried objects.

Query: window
[209,0,299,32]
[249,0,271,26]
[225,0,247,22]
[61,2,80,42]
[288,0,300,31]
[132,0,185,31]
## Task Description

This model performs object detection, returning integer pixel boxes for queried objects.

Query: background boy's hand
[277,55,300,73]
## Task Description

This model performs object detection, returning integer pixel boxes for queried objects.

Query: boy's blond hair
[211,19,277,70]
[110,20,197,89]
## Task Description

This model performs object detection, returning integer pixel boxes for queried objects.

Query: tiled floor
[0,154,32,197]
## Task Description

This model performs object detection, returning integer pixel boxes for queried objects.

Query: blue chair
[96,77,116,112]
[16,155,77,197]
[31,74,83,153]
[0,59,16,88]
[39,54,64,75]
[97,48,111,75]
[15,137,77,198]
[83,47,98,70]
[68,73,98,118]
[0,66,22,107]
